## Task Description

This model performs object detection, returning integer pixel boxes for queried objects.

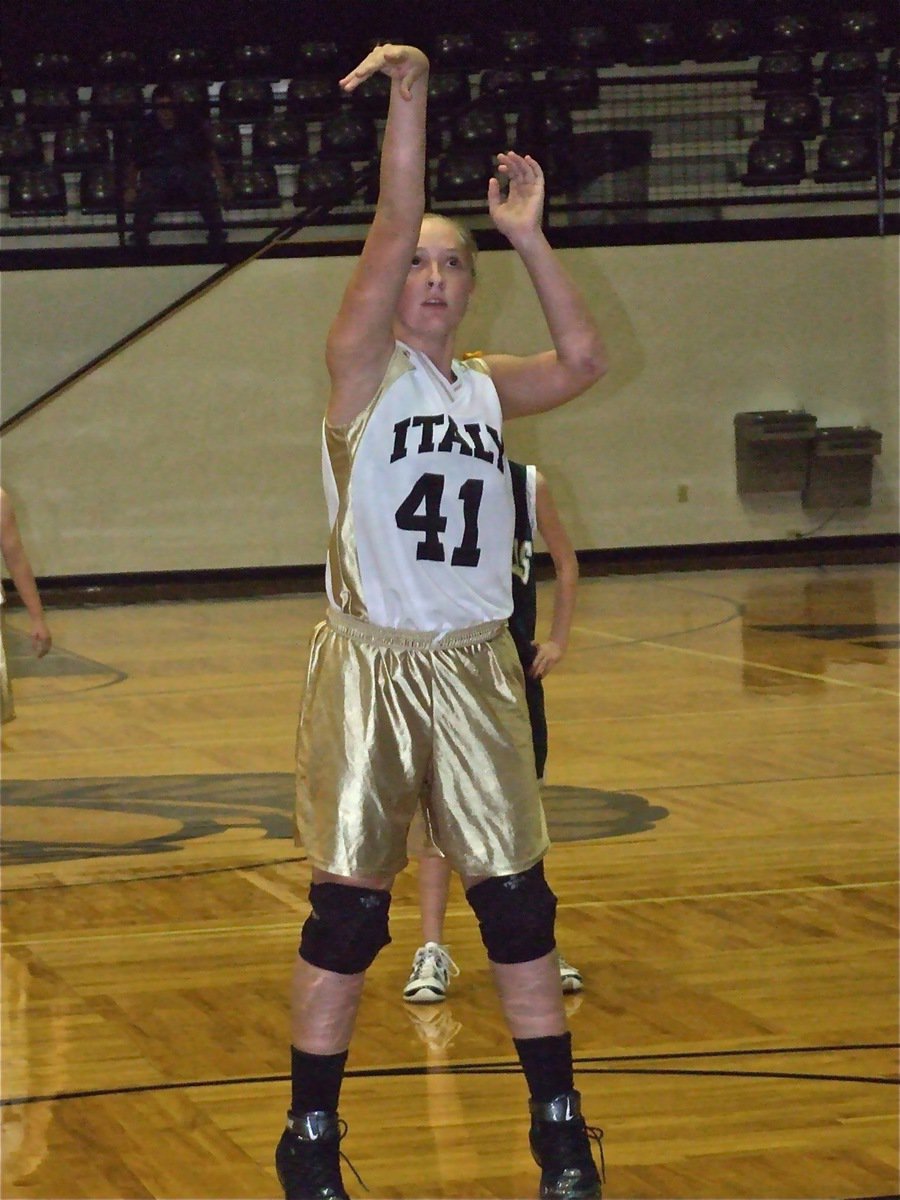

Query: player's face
[394,217,475,339]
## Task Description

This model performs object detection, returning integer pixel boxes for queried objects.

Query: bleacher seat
[162,48,213,81]
[833,7,885,48]
[351,73,391,115]
[692,17,749,63]
[628,22,684,67]
[229,44,278,80]
[762,13,819,53]
[755,52,814,97]
[9,165,68,215]
[294,157,357,209]
[319,110,378,159]
[813,132,877,181]
[251,117,307,163]
[95,50,144,85]
[293,42,340,77]
[544,67,598,108]
[741,136,806,185]
[171,81,211,119]
[828,90,887,132]
[207,121,243,162]
[218,79,275,121]
[496,29,545,68]
[450,104,507,151]
[886,131,900,179]
[433,150,495,201]
[0,89,17,126]
[0,127,44,172]
[28,52,78,84]
[820,49,881,94]
[564,26,615,67]
[90,82,144,126]
[54,123,111,168]
[432,32,481,72]
[25,84,79,129]
[80,163,119,213]
[427,72,471,117]
[286,76,340,119]
[885,49,900,92]
[478,68,533,110]
[227,163,281,207]
[762,95,822,138]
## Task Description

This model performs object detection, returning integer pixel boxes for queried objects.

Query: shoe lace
[432,944,460,978]
[585,1124,606,1184]
[335,1119,369,1194]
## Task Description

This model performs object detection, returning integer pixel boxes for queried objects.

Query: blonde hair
[422,212,478,276]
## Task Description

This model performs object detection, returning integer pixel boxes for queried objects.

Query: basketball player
[276,43,608,1200]
[404,462,585,1004]
[0,488,52,724]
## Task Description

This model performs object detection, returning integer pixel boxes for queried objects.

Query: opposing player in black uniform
[403,461,585,1004]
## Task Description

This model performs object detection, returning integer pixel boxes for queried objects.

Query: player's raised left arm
[483,152,607,419]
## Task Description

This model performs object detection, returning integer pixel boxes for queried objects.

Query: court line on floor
[3,1041,897,1108]
[4,879,895,948]
[571,624,899,697]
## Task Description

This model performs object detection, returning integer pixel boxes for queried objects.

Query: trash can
[734,410,818,494]
[802,425,882,508]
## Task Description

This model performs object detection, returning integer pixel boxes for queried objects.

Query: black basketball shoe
[529,1090,605,1199]
[274,1110,352,1200]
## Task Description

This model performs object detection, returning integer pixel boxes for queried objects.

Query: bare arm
[529,472,578,680]
[0,490,52,658]
[325,45,430,425]
[482,153,608,419]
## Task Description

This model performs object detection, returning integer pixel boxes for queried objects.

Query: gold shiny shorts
[295,609,548,880]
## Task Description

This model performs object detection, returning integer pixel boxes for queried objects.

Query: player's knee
[465,861,557,964]
[299,882,391,974]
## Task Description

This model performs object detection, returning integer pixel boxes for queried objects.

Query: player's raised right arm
[325,45,429,424]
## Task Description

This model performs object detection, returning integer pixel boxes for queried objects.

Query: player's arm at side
[0,488,52,658]
[529,472,578,679]
[325,45,429,426]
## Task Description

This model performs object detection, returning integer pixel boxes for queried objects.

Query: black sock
[513,1032,574,1104]
[290,1046,348,1115]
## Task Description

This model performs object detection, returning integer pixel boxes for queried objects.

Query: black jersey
[508,460,538,672]
[507,461,548,778]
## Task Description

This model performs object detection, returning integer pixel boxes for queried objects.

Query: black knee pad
[466,861,557,964]
[299,883,391,975]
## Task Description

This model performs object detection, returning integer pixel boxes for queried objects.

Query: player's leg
[281,616,429,1199]
[277,867,394,1200]
[525,673,585,996]
[403,812,458,1003]
[431,629,602,1198]
[464,863,603,1198]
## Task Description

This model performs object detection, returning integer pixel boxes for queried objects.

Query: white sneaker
[559,956,584,994]
[402,942,459,1004]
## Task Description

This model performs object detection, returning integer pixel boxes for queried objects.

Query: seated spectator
[124,83,228,251]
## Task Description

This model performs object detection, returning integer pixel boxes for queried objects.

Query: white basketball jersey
[322,341,514,634]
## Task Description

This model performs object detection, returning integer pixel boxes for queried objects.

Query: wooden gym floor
[1,563,898,1200]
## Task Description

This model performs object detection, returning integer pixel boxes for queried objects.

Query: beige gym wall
[1,234,896,576]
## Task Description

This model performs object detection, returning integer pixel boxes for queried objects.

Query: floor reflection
[741,575,894,693]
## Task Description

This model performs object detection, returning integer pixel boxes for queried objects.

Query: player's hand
[488,152,545,243]
[30,619,52,659]
[529,640,564,679]
[339,44,429,100]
